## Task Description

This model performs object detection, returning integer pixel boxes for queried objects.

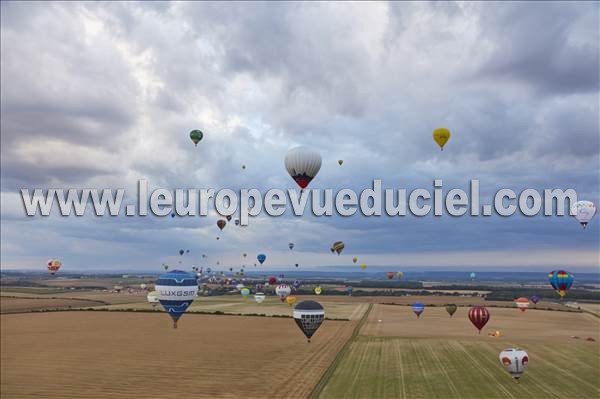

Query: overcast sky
[1,2,598,272]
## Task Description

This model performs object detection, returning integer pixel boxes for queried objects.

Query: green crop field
[317,337,599,399]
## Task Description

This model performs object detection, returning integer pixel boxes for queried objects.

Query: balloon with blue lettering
[155,270,198,329]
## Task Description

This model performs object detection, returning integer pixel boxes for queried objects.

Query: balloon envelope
[360,263,367,270]
[293,300,325,342]
[386,272,394,280]
[499,348,529,380]
[254,293,266,303]
[433,128,451,150]
[352,257,358,264]
[147,290,159,304]
[217,219,226,231]
[331,241,345,255]
[548,270,573,298]
[445,304,457,317]
[286,295,297,306]
[155,270,198,328]
[276,284,292,302]
[314,286,322,295]
[257,254,267,265]
[412,303,425,318]
[47,259,62,275]
[468,306,490,333]
[571,200,596,229]
[529,295,540,304]
[189,129,203,146]
[284,146,322,189]
[514,297,530,311]
[268,276,277,285]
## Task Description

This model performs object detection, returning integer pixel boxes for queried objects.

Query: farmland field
[1,311,356,399]
[316,304,600,398]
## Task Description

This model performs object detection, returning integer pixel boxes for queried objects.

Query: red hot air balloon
[468,306,490,334]
[268,276,277,285]
[217,219,226,231]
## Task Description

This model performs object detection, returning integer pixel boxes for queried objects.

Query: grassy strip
[308,303,373,399]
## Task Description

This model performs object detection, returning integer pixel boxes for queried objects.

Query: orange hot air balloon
[217,219,226,231]
[386,272,394,280]
[286,296,297,306]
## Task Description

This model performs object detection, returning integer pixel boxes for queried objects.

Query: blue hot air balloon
[155,270,198,329]
[548,270,574,298]
[346,286,353,296]
[529,295,540,305]
[257,253,266,265]
[412,302,425,318]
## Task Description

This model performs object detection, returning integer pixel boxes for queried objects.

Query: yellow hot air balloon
[396,271,404,280]
[360,263,367,270]
[314,286,322,295]
[286,295,297,306]
[433,128,451,151]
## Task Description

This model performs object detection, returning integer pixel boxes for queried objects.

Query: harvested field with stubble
[316,304,600,398]
[0,296,107,314]
[1,312,356,399]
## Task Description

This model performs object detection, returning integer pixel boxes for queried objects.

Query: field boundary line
[308,303,373,399]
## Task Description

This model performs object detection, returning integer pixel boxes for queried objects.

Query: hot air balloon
[470,272,476,281]
[514,297,530,312]
[346,286,353,296]
[276,284,291,302]
[254,293,266,303]
[286,296,297,306]
[397,271,404,280]
[445,304,457,317]
[241,165,246,170]
[234,219,240,226]
[268,276,277,285]
[47,259,61,275]
[147,290,159,307]
[352,257,358,264]
[140,283,147,290]
[433,128,451,151]
[240,287,250,299]
[330,241,345,255]
[288,242,295,250]
[530,295,540,305]
[386,272,394,280]
[412,303,425,318]
[499,348,529,381]
[179,249,185,256]
[285,146,322,190]
[162,263,169,271]
[314,286,322,295]
[243,253,247,258]
[571,200,596,229]
[190,129,203,146]
[155,270,198,329]
[293,279,301,290]
[225,215,232,222]
[548,270,573,298]
[468,306,490,334]
[202,254,207,259]
[338,160,343,166]
[217,219,226,231]
[257,254,266,265]
[293,300,325,342]
[360,263,367,270]
[236,283,245,291]
[171,213,176,218]
[295,263,299,268]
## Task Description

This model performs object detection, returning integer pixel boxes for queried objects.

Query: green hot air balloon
[445,304,457,317]
[190,130,203,146]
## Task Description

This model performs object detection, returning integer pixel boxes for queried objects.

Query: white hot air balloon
[254,292,266,304]
[284,146,322,190]
[499,348,529,381]
[275,284,292,302]
[571,200,596,229]
[140,283,147,290]
[236,283,245,291]
[147,290,159,307]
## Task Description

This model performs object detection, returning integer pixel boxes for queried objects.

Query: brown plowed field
[1,312,355,399]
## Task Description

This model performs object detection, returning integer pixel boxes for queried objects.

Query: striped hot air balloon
[330,241,345,255]
[412,302,425,318]
[468,306,490,334]
[47,259,62,275]
[155,270,198,329]
[548,270,573,298]
[514,297,530,312]
[276,284,292,302]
